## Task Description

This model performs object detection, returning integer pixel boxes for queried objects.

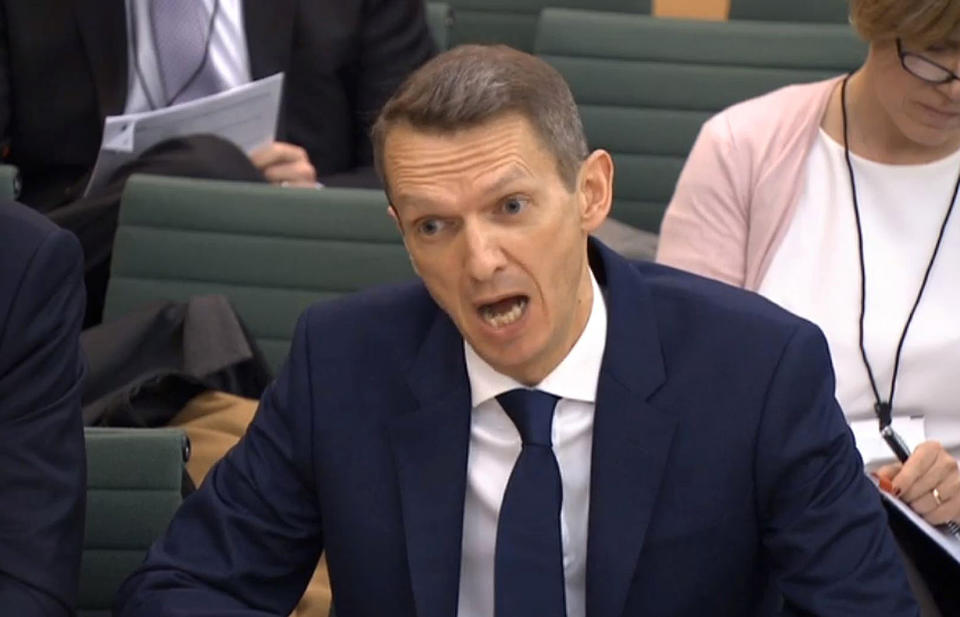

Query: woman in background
[657,0,960,527]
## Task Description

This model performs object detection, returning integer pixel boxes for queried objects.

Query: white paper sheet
[84,72,284,196]
[871,476,960,565]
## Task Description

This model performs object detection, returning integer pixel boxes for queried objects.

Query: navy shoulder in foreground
[115,239,917,617]
[0,201,87,616]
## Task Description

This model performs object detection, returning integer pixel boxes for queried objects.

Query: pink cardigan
[656,76,843,290]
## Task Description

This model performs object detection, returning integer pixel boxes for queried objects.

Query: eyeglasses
[897,38,960,84]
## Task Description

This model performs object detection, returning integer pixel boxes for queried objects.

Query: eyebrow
[476,165,531,198]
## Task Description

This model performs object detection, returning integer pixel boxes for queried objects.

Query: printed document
[84,73,283,196]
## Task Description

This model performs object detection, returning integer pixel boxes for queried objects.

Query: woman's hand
[876,440,960,525]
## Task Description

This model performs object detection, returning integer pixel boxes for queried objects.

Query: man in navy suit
[115,46,918,616]
[0,202,86,615]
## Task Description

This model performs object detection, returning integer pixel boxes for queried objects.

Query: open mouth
[478,295,529,328]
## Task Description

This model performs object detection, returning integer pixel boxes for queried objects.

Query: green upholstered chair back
[534,9,866,231]
[80,427,188,617]
[0,164,20,202]
[426,2,454,50]
[448,0,651,52]
[729,0,850,23]
[104,175,414,373]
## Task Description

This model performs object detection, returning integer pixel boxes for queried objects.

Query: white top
[759,128,960,460]
[457,272,607,617]
[124,0,251,113]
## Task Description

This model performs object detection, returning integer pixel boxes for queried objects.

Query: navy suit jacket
[116,240,918,617]
[0,202,86,615]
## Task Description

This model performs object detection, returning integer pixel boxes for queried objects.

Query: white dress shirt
[457,272,607,617]
[759,129,960,460]
[124,0,252,113]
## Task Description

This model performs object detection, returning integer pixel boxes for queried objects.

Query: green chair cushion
[0,164,20,202]
[448,0,651,51]
[426,2,453,50]
[534,9,866,231]
[104,175,414,372]
[729,0,850,23]
[80,427,187,617]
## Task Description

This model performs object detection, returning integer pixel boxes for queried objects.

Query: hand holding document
[873,473,960,565]
[84,73,284,196]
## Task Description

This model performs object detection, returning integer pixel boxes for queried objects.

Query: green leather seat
[448,0,650,52]
[729,0,850,23]
[104,175,414,373]
[426,2,454,50]
[0,164,20,201]
[80,427,188,617]
[534,9,866,231]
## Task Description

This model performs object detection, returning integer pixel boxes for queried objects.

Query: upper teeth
[482,298,527,328]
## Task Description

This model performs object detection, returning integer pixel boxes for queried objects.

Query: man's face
[383,113,612,385]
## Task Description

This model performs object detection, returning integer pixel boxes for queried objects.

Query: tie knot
[496,389,559,447]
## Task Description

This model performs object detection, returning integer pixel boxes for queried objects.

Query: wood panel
[653,0,729,20]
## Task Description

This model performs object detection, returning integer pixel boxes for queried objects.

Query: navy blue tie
[494,388,566,617]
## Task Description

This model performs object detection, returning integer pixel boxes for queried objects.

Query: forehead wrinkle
[394,154,532,209]
[388,125,536,204]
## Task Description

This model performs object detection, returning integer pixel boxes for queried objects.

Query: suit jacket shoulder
[0,200,86,616]
[0,201,83,331]
[298,280,440,363]
[613,256,917,617]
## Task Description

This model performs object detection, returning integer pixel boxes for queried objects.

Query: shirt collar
[464,271,608,407]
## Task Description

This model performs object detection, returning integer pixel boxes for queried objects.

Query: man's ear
[576,149,614,234]
[387,204,402,233]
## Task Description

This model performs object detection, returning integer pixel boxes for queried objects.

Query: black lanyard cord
[840,74,960,429]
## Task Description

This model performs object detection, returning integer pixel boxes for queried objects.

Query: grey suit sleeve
[755,322,919,617]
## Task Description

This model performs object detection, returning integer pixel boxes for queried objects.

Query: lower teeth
[483,300,526,327]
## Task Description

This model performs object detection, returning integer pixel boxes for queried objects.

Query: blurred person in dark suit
[0,201,86,616]
[0,0,435,325]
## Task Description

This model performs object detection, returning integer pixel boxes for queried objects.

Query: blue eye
[502,197,528,215]
[417,219,444,236]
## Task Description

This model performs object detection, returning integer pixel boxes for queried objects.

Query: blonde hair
[850,0,960,47]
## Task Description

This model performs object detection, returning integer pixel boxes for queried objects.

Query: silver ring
[933,488,943,506]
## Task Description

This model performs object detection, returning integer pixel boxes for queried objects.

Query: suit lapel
[586,241,677,617]
[389,313,471,617]
[75,0,128,118]
[242,0,296,80]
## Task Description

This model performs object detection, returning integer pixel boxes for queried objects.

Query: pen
[880,424,960,537]
[880,424,911,463]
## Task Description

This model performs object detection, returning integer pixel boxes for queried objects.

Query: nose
[944,56,960,99]
[462,220,506,282]
[944,76,960,101]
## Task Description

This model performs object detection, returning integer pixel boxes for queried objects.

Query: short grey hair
[371,45,589,193]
